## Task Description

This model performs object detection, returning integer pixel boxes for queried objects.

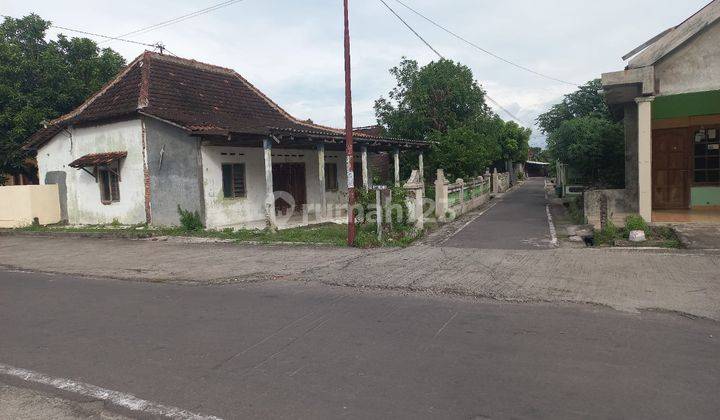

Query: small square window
[98,163,120,204]
[222,163,246,198]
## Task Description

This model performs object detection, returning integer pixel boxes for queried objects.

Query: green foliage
[546,116,624,187]
[177,206,203,231]
[536,79,611,135]
[0,14,125,180]
[594,220,619,246]
[375,58,531,181]
[624,214,649,236]
[516,171,525,181]
[388,185,410,229]
[538,80,624,188]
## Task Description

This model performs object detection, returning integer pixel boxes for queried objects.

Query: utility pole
[343,0,356,246]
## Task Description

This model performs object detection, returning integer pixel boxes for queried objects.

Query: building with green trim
[599,0,720,223]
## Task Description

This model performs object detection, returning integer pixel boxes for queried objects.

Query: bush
[177,205,203,231]
[594,219,619,245]
[517,171,525,181]
[625,214,649,235]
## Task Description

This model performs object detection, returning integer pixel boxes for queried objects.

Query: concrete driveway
[442,178,555,249]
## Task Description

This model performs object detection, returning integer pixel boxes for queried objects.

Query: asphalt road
[1,269,718,419]
[443,178,554,249]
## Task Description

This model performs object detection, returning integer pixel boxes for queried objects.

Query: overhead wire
[392,0,580,87]
[98,0,245,45]
[377,1,532,127]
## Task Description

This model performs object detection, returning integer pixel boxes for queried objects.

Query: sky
[4,0,712,146]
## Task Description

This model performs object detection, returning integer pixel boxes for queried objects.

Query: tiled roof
[68,151,128,168]
[26,51,428,150]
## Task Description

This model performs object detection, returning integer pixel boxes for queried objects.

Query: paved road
[443,178,554,249]
[1,269,718,419]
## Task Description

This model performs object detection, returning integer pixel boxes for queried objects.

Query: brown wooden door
[272,163,307,213]
[652,128,690,209]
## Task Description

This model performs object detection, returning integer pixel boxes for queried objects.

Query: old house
[600,0,720,223]
[25,52,428,229]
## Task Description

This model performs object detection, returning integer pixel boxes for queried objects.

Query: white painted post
[435,169,449,220]
[317,143,326,220]
[418,152,424,183]
[393,148,400,186]
[376,188,382,242]
[636,96,655,222]
[263,138,276,230]
[361,145,369,190]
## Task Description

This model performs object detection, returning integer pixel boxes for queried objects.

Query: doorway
[272,163,306,214]
[652,128,690,209]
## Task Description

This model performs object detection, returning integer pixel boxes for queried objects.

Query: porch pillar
[317,143,326,219]
[418,152,424,183]
[263,138,277,230]
[393,148,400,186]
[636,96,654,222]
[361,145,369,190]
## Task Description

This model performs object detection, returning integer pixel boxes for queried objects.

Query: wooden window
[222,163,246,198]
[325,163,338,191]
[98,164,120,204]
[693,128,720,185]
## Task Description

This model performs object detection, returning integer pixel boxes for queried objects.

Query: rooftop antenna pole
[343,0,356,246]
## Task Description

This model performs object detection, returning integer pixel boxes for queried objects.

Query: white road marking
[546,205,558,247]
[0,363,222,420]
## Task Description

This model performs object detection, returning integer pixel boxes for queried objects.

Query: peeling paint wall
[145,118,203,226]
[37,119,146,225]
[655,21,720,96]
[200,145,354,229]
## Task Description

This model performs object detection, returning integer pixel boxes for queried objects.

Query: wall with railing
[435,169,493,220]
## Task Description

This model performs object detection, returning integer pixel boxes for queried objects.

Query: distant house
[26,52,428,229]
[601,0,720,223]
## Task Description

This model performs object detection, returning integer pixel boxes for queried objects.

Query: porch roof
[68,151,127,168]
[26,51,429,151]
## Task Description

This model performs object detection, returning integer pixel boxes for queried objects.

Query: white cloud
[6,0,712,144]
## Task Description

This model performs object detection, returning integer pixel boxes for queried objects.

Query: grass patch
[590,217,682,248]
[564,196,586,225]
[14,222,422,248]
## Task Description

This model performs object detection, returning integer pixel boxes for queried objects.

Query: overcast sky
[4,0,711,146]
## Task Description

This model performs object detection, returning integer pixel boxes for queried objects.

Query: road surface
[1,269,718,419]
[443,177,554,249]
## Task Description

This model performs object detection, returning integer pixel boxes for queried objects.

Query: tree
[0,14,125,182]
[536,79,610,135]
[546,116,624,187]
[537,79,624,187]
[375,58,529,181]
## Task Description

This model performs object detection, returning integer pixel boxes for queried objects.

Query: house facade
[601,0,720,223]
[26,52,428,229]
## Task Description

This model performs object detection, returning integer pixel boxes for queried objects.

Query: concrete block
[629,230,647,242]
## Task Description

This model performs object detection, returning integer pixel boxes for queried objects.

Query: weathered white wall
[655,21,720,96]
[37,119,146,225]
[200,145,358,229]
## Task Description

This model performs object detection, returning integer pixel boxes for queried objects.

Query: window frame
[222,163,247,199]
[692,126,720,186]
[98,161,121,205]
[324,162,339,192]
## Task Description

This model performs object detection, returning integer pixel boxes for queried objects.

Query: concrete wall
[37,119,147,225]
[655,21,720,96]
[0,185,61,228]
[144,118,203,226]
[584,189,633,228]
[200,145,359,229]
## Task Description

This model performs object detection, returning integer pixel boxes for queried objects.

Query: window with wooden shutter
[98,162,120,204]
[325,163,338,191]
[222,163,246,198]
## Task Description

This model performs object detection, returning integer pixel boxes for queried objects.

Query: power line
[377,1,532,127]
[378,0,444,59]
[392,0,580,87]
[98,0,245,45]
[51,24,158,48]
[2,14,169,52]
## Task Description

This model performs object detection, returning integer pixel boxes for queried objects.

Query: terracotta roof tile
[69,151,127,168]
